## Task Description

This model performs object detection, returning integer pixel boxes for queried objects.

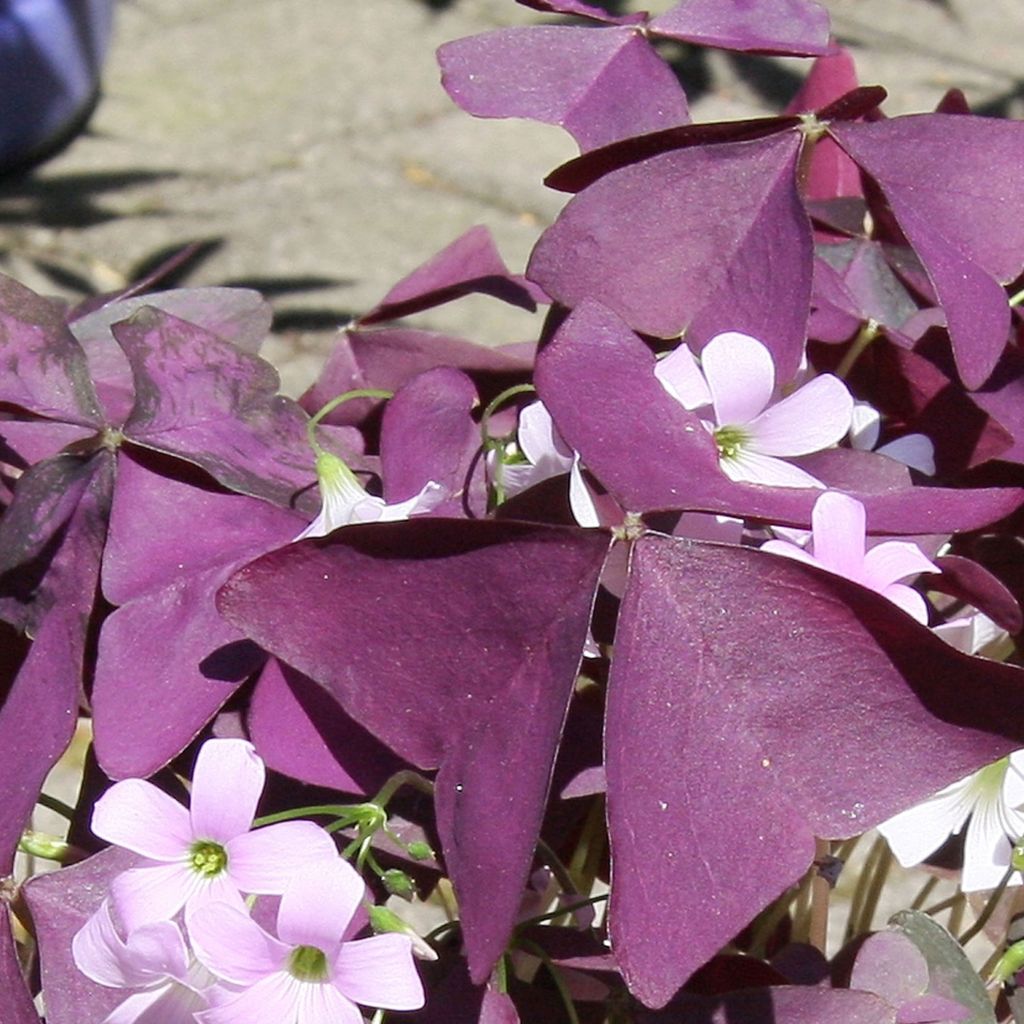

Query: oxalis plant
[4,0,1024,1021]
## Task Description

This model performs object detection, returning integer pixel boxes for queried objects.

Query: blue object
[0,0,114,173]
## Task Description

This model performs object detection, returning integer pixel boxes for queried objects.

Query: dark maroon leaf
[438,27,688,152]
[543,114,801,193]
[535,301,1024,532]
[0,454,96,576]
[0,911,39,1024]
[785,50,865,203]
[530,133,812,378]
[380,367,481,515]
[516,0,647,24]
[970,348,1024,466]
[481,989,521,1024]
[247,658,401,794]
[605,533,1024,1006]
[815,240,920,331]
[218,519,610,983]
[112,307,323,511]
[816,86,888,124]
[92,453,301,779]
[637,986,894,1023]
[931,554,1022,634]
[830,116,1024,388]
[648,0,832,56]
[22,847,138,1024]
[301,328,533,427]
[850,931,929,1010]
[360,226,541,325]
[0,274,102,426]
[0,457,110,873]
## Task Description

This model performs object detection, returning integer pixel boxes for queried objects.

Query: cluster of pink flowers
[72,739,424,1024]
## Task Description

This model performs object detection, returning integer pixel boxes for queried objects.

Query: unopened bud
[382,869,416,900]
[18,830,70,862]
[406,840,434,861]
[367,904,438,961]
[1012,839,1024,873]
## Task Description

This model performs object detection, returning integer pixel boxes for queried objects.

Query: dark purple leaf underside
[529,132,811,379]
[831,116,1024,388]
[816,239,919,331]
[93,454,301,778]
[637,986,894,1023]
[112,307,321,511]
[22,848,138,1024]
[0,457,111,873]
[480,989,522,1023]
[535,300,1024,532]
[932,554,1022,634]
[516,0,646,25]
[0,454,96,576]
[971,348,1024,466]
[247,658,402,795]
[380,367,481,514]
[439,27,688,152]
[0,913,39,1024]
[606,533,1024,1006]
[218,519,610,983]
[0,274,102,426]
[850,932,929,1010]
[786,49,864,202]
[361,226,540,325]
[648,0,832,55]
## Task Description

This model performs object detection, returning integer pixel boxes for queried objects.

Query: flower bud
[368,904,438,961]
[383,869,416,900]
[406,840,435,861]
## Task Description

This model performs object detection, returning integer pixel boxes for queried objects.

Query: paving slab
[0,0,1021,396]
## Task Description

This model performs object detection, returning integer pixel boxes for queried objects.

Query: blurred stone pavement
[1,0,1022,397]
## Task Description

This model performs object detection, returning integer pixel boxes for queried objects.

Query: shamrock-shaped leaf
[636,986,894,1023]
[605,533,1024,1006]
[218,519,610,982]
[529,133,812,378]
[439,26,688,151]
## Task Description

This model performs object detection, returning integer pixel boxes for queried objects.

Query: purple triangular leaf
[648,0,832,56]
[22,847,139,1024]
[247,658,402,794]
[516,0,647,24]
[360,226,540,325]
[931,554,1022,634]
[481,989,522,1023]
[112,306,324,510]
[830,116,1024,388]
[535,300,1024,532]
[970,348,1024,466]
[218,519,610,983]
[606,533,1024,1006]
[850,931,929,1009]
[815,240,920,332]
[439,27,688,152]
[92,453,301,778]
[637,986,895,1023]
[530,132,811,377]
[380,367,481,514]
[0,457,110,872]
[301,328,533,427]
[0,454,97,576]
[0,912,39,1024]
[0,274,103,426]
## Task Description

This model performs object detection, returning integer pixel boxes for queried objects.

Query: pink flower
[761,490,939,623]
[655,331,853,487]
[71,901,212,1023]
[92,739,338,932]
[189,858,424,1024]
[295,451,443,541]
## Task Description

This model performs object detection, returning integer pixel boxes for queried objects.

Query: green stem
[371,769,435,808]
[835,319,880,380]
[844,835,884,943]
[306,388,394,456]
[36,793,75,820]
[808,838,831,954]
[1009,286,1024,308]
[852,838,892,937]
[515,894,609,932]
[479,383,537,445]
[536,839,580,903]
[909,875,940,911]
[568,796,607,896]
[923,892,964,917]
[958,864,1015,946]
[252,804,357,827]
[748,885,801,959]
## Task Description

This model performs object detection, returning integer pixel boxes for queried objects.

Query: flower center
[288,944,330,982]
[188,840,228,877]
[713,424,750,461]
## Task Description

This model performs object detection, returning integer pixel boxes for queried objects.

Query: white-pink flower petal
[276,859,365,951]
[862,541,939,593]
[720,449,824,489]
[112,862,201,933]
[654,345,712,410]
[295,982,364,1024]
[189,903,287,987]
[195,971,304,1024]
[334,934,425,1011]
[809,491,866,579]
[701,331,775,427]
[189,739,265,843]
[748,373,852,456]
[92,780,193,862]
[226,821,338,895]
